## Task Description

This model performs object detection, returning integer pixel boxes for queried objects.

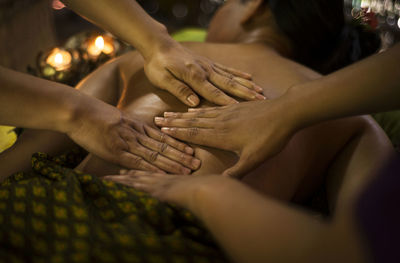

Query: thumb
[222,153,257,179]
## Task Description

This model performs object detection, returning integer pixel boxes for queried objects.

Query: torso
[80,42,386,202]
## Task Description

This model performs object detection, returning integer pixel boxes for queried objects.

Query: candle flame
[55,53,63,64]
[95,36,105,50]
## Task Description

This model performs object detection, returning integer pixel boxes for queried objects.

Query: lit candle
[39,47,80,84]
[46,48,72,71]
[86,35,115,59]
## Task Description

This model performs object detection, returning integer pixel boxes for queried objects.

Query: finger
[106,176,151,191]
[118,169,171,177]
[214,62,252,80]
[118,170,163,177]
[161,127,221,148]
[208,69,266,101]
[171,62,239,105]
[164,110,219,119]
[131,143,192,175]
[144,125,194,155]
[162,76,200,107]
[192,80,239,106]
[212,66,263,93]
[222,154,256,179]
[155,117,215,129]
[137,133,201,170]
[188,106,228,112]
[118,170,179,182]
[119,152,163,173]
[232,77,264,94]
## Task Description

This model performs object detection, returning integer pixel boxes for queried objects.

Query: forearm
[0,66,86,132]
[188,177,330,263]
[288,43,400,130]
[62,0,175,59]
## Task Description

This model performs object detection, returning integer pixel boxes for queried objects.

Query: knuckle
[131,156,144,167]
[179,153,188,163]
[188,128,199,137]
[191,70,206,83]
[176,85,189,96]
[159,132,166,143]
[148,151,159,163]
[159,143,168,153]
[210,88,224,98]
[196,111,208,117]
[188,118,198,124]
[224,78,236,88]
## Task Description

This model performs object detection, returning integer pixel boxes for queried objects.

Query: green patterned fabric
[0,150,227,263]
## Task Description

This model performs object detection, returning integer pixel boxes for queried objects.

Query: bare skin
[0,0,393,203]
[62,0,263,107]
[71,40,393,203]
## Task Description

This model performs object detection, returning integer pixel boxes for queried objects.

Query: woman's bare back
[77,42,392,202]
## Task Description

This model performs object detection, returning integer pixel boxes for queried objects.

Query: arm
[106,172,365,263]
[155,44,400,177]
[288,43,400,128]
[0,66,199,176]
[0,65,85,132]
[61,0,264,106]
[61,0,166,59]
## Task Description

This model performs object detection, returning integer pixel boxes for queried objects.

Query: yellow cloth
[0,126,17,153]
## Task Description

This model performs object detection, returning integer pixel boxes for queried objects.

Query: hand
[67,99,201,174]
[144,40,265,107]
[154,99,299,178]
[103,170,224,207]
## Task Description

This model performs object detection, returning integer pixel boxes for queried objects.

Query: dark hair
[243,0,381,74]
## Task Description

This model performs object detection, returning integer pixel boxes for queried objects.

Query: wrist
[58,91,96,135]
[140,23,177,60]
[280,85,312,132]
[186,176,236,217]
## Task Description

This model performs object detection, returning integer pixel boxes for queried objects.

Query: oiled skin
[76,42,392,202]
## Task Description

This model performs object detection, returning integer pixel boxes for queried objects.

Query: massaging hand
[104,170,222,206]
[154,99,297,178]
[144,41,265,107]
[67,100,201,174]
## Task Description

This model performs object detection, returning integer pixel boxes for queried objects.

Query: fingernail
[185,147,194,155]
[187,95,199,106]
[161,127,171,133]
[164,112,176,118]
[183,168,191,175]
[256,94,266,100]
[192,158,201,169]
[255,85,263,92]
[154,117,164,125]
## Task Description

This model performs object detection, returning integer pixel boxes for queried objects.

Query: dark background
[53,0,223,43]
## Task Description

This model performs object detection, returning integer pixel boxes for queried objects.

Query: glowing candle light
[95,36,105,50]
[46,48,72,71]
[87,35,115,58]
